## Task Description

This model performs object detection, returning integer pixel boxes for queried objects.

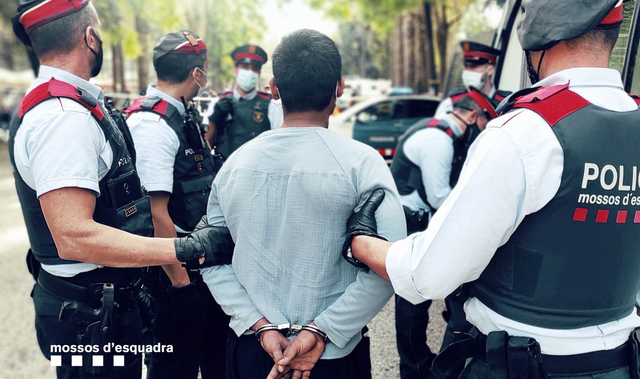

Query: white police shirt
[125,85,191,233]
[205,87,283,129]
[13,65,110,277]
[386,67,640,355]
[400,114,463,213]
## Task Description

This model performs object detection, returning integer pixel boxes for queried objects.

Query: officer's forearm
[351,236,392,280]
[40,187,180,267]
[57,219,179,267]
[149,193,190,286]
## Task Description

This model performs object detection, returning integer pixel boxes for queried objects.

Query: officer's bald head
[29,3,99,58]
[272,29,341,113]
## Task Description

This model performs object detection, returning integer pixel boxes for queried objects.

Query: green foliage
[337,20,388,78]
[178,0,266,90]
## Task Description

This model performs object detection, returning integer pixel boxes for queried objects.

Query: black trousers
[226,330,372,379]
[33,283,143,379]
[395,295,436,379]
[145,268,229,379]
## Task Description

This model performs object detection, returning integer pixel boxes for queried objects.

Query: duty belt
[432,327,639,378]
[37,268,142,310]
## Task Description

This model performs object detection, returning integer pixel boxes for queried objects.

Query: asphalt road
[0,141,447,379]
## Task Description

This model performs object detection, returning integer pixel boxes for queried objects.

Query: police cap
[455,87,497,120]
[13,0,91,46]
[153,30,207,65]
[231,44,268,70]
[460,41,501,66]
[518,0,623,51]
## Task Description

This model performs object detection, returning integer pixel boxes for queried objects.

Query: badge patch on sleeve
[254,111,264,122]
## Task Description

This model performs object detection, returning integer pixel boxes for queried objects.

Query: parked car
[389,86,414,96]
[329,94,440,163]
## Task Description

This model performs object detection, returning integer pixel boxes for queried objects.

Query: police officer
[206,44,283,165]
[434,41,509,119]
[125,30,228,379]
[346,1,640,378]
[390,89,495,379]
[9,1,233,378]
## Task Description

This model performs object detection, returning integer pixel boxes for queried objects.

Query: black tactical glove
[209,97,233,126]
[167,281,202,328]
[342,188,388,268]
[136,286,156,326]
[174,225,235,269]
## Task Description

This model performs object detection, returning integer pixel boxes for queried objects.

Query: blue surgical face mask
[236,68,259,92]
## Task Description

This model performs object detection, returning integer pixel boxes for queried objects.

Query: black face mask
[451,112,482,155]
[525,50,546,85]
[462,119,481,147]
[85,30,103,77]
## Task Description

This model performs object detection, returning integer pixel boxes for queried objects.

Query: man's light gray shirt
[202,126,406,359]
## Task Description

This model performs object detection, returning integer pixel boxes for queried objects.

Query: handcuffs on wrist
[255,322,328,342]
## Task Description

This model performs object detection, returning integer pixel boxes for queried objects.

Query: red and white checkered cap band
[600,0,623,25]
[20,0,89,33]
[171,39,207,55]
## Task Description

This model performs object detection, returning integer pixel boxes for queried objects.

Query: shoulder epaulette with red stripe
[509,83,590,127]
[426,118,454,139]
[124,96,170,118]
[256,91,272,100]
[19,78,104,120]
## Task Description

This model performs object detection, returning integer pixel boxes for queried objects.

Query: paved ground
[0,141,447,379]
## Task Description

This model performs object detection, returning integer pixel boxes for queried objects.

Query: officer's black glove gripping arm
[342,188,388,268]
[209,97,233,127]
[174,225,235,269]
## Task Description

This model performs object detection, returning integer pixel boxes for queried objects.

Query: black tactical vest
[8,78,154,266]
[214,91,271,160]
[390,118,458,210]
[470,83,640,329]
[125,96,216,232]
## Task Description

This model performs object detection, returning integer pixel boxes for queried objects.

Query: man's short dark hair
[566,26,620,54]
[272,29,341,113]
[29,5,96,57]
[154,53,206,84]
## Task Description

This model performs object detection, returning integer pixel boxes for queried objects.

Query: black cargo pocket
[113,196,154,237]
[179,175,213,230]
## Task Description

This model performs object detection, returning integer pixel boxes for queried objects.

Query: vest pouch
[178,175,213,230]
[109,196,154,237]
[106,170,144,209]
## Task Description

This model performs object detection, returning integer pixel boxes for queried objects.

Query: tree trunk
[111,44,126,93]
[402,13,414,88]
[412,12,426,93]
[389,18,403,87]
[423,2,438,94]
[135,15,149,94]
[433,5,449,91]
